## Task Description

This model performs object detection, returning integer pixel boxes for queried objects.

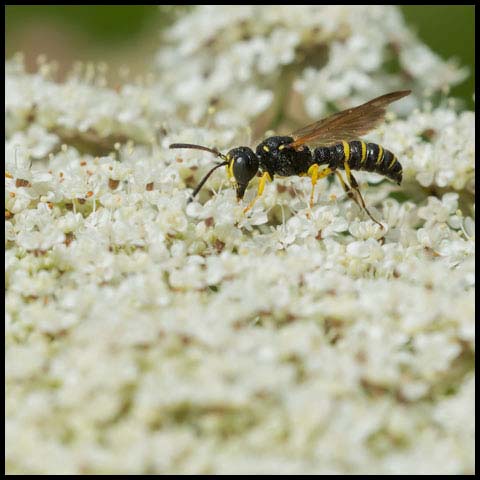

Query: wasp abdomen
[313,141,402,185]
[363,142,402,185]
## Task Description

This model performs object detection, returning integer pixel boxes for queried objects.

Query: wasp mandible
[170,90,411,228]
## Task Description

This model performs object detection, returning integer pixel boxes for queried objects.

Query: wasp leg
[243,171,272,214]
[342,163,383,229]
[334,170,349,194]
[317,166,334,180]
[334,169,363,210]
[307,164,319,208]
[307,165,335,209]
[334,170,366,213]
[304,165,335,218]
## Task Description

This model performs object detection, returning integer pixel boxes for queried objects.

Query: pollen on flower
[15,178,31,188]
[108,178,120,190]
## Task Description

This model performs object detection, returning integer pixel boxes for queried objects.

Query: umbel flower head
[5,5,474,475]
[157,5,467,128]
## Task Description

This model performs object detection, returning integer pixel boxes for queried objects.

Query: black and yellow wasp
[170,90,410,228]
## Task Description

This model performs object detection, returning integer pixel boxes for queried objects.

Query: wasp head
[226,147,259,200]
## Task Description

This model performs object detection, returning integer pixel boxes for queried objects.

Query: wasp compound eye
[227,147,259,200]
[229,147,259,186]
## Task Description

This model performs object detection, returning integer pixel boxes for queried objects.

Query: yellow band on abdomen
[376,145,384,165]
[360,141,367,164]
[342,141,350,162]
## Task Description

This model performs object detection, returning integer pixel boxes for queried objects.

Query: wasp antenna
[169,143,227,160]
[187,161,229,203]
[169,143,229,202]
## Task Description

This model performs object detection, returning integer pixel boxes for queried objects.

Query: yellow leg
[243,171,272,213]
[335,170,349,193]
[307,164,334,208]
[305,165,334,214]
[307,164,319,208]
[317,166,334,180]
[343,160,352,183]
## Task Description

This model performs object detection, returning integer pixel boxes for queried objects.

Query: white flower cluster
[373,107,475,192]
[157,5,467,126]
[5,5,474,475]
[5,56,173,146]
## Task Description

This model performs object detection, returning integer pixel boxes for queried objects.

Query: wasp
[170,90,411,228]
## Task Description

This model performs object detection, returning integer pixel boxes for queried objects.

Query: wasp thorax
[227,147,259,199]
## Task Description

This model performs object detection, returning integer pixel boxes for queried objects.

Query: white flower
[417,193,460,227]
[349,219,386,240]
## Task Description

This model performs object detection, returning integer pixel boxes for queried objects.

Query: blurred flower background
[5,5,475,108]
[5,5,475,475]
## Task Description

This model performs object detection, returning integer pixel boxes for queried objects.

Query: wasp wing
[287,90,411,148]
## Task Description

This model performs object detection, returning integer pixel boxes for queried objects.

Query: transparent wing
[287,90,411,148]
